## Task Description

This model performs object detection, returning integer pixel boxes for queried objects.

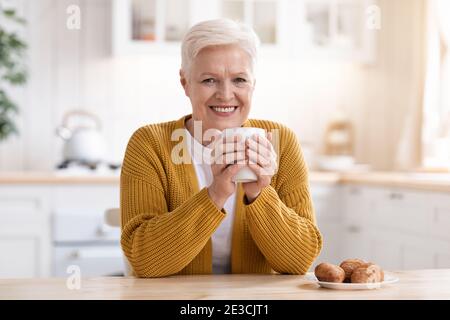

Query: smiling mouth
[209,106,238,113]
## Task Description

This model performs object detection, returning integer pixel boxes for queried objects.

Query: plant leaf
[0,9,27,141]
[3,9,16,17]
[2,9,26,24]
[3,70,27,85]
[0,115,18,141]
[0,90,19,113]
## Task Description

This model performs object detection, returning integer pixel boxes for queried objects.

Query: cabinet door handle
[69,248,123,259]
[347,225,361,233]
[389,192,404,200]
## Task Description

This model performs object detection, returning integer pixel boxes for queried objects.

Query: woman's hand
[207,134,246,209]
[242,132,278,204]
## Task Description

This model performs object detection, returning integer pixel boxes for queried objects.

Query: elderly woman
[120,19,322,278]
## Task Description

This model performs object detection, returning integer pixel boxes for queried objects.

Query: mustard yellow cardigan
[120,114,322,277]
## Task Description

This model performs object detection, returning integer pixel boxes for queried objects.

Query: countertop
[312,171,450,193]
[1,270,449,299]
[1,171,450,192]
[0,172,120,184]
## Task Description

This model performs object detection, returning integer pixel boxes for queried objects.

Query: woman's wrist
[207,186,227,210]
[244,191,261,204]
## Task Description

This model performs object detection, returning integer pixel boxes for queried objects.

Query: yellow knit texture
[120,114,322,277]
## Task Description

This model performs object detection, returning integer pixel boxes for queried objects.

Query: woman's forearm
[121,174,225,278]
[244,185,323,274]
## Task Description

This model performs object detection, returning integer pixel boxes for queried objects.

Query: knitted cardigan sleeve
[120,127,225,278]
[244,126,323,274]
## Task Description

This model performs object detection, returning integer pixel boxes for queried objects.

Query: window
[422,0,450,169]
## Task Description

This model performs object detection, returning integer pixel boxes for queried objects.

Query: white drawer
[370,189,432,236]
[432,200,450,241]
[51,185,119,211]
[53,245,125,277]
[52,209,120,242]
[310,184,341,222]
[0,186,50,224]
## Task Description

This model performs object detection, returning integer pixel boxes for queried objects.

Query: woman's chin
[209,119,244,131]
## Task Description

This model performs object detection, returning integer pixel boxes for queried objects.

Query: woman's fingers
[210,135,246,165]
[212,150,246,171]
[208,134,242,152]
[247,161,277,178]
[210,131,278,179]
[246,134,278,177]
[223,163,246,180]
[210,148,246,175]
[212,142,246,163]
[246,135,277,164]
[247,148,271,167]
[246,139,272,160]
[253,134,273,150]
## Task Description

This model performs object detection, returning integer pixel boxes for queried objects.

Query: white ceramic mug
[221,127,266,183]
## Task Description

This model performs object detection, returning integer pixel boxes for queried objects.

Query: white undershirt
[184,128,236,274]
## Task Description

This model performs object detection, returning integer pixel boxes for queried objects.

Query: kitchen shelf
[112,0,377,63]
[112,0,283,57]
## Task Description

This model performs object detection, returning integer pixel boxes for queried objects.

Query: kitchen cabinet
[1,173,450,278]
[430,193,450,241]
[294,0,378,63]
[0,182,121,278]
[51,184,123,277]
[340,185,450,270]
[112,0,283,56]
[0,186,51,278]
[309,183,343,268]
[112,0,376,62]
[340,185,372,261]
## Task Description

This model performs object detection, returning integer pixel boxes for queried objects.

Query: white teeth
[211,106,236,113]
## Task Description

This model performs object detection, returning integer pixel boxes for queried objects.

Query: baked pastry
[350,264,384,283]
[314,263,345,283]
[339,259,367,282]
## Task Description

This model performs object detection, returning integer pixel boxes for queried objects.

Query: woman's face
[180,44,255,133]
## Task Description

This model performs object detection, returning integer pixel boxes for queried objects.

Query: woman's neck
[185,117,209,146]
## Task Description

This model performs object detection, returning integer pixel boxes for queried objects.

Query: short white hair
[181,19,260,77]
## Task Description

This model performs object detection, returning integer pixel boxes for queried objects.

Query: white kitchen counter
[0,172,119,184]
[310,171,450,193]
[1,171,449,193]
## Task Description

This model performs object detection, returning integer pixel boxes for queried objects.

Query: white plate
[303,272,399,290]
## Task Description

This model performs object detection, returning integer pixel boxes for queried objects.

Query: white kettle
[56,110,108,164]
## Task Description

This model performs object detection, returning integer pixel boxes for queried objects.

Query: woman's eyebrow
[199,72,250,77]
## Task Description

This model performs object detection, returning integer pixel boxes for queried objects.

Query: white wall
[0,0,425,171]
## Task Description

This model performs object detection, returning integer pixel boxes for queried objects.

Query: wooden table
[1,269,450,300]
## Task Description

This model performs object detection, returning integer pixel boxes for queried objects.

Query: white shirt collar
[184,128,212,165]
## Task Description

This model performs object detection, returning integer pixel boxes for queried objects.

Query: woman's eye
[202,78,215,84]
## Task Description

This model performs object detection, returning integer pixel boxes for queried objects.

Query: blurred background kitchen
[0,0,449,278]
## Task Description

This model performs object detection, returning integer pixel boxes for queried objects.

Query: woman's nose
[215,81,234,101]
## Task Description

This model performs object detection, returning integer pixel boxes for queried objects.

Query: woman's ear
[179,69,190,97]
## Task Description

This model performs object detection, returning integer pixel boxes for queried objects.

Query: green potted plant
[0,7,27,141]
